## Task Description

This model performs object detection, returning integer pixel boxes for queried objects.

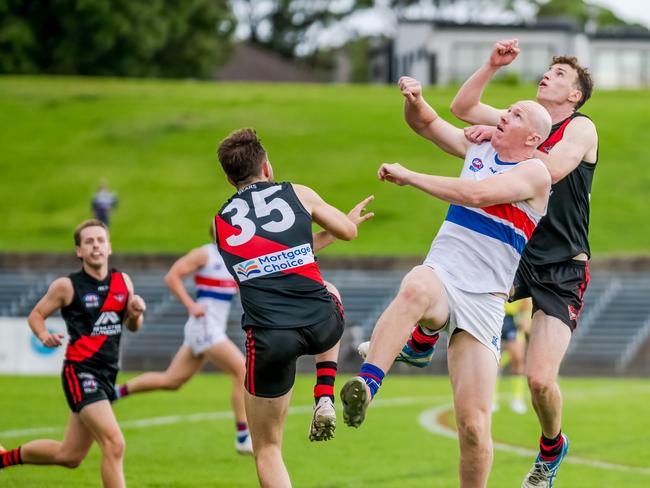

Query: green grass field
[1,76,650,255]
[1,374,649,487]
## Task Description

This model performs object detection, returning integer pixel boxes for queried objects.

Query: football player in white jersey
[342,77,552,488]
[114,241,254,454]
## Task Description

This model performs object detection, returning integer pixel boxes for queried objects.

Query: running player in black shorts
[214,128,369,487]
[450,39,598,487]
[0,220,145,488]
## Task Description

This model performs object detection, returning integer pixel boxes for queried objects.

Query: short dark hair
[551,56,593,110]
[74,219,109,246]
[217,128,267,184]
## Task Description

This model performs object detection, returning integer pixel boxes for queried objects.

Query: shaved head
[517,100,552,143]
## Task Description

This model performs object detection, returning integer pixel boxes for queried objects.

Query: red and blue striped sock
[359,363,385,399]
[236,422,249,443]
[314,361,337,404]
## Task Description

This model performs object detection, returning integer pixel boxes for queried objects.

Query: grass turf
[0,374,649,487]
[1,76,649,255]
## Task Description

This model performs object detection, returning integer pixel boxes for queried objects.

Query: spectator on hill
[91,180,118,226]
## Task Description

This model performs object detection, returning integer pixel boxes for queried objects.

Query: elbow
[461,187,488,208]
[450,99,468,120]
[163,272,175,288]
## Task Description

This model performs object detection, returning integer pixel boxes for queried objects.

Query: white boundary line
[418,404,650,476]
[3,392,649,476]
[0,395,445,439]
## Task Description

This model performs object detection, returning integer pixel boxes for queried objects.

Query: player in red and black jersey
[0,220,145,488]
[215,128,369,487]
[448,40,598,487]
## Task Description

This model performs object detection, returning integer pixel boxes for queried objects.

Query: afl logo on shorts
[469,158,483,172]
[83,293,100,308]
[80,373,99,394]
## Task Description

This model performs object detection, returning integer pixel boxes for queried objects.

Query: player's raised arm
[533,116,598,183]
[164,247,210,317]
[313,195,375,252]
[27,277,72,347]
[292,184,357,241]
[450,39,519,125]
[378,159,550,210]
[122,272,146,332]
[400,76,471,158]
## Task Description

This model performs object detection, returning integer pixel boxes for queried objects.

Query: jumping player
[343,77,552,488]
[0,220,146,488]
[449,39,597,487]
[215,128,366,487]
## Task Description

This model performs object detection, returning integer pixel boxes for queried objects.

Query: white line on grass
[0,395,447,439]
[418,404,650,476]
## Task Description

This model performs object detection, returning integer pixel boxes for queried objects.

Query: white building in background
[370,18,650,88]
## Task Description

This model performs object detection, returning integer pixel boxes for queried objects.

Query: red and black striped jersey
[215,181,334,328]
[523,112,597,265]
[61,268,129,372]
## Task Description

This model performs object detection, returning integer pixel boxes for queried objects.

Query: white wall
[0,318,66,374]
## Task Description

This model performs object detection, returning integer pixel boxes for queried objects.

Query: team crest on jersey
[235,260,261,279]
[113,293,126,303]
[469,158,484,172]
[83,293,100,308]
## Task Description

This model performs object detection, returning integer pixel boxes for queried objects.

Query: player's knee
[456,412,489,448]
[397,281,430,310]
[60,453,85,469]
[101,433,126,460]
[164,377,187,390]
[527,374,552,397]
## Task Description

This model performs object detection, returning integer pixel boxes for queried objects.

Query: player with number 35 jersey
[214,128,365,487]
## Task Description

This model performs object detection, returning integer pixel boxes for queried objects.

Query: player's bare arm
[27,277,73,347]
[378,160,550,211]
[534,116,598,183]
[450,39,518,125]
[399,76,471,158]
[164,247,210,317]
[313,195,375,252]
[292,184,357,241]
[123,272,146,332]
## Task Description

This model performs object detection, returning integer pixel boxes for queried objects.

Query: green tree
[0,0,234,78]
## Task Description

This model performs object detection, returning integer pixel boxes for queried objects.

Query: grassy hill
[1,76,648,255]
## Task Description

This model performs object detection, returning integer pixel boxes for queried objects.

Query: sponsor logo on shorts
[469,158,484,172]
[233,244,315,282]
[491,335,500,352]
[79,372,98,394]
[83,293,100,308]
[568,304,578,321]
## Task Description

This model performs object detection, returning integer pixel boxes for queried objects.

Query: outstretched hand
[488,39,520,68]
[464,125,496,143]
[348,195,375,226]
[398,76,422,104]
[378,163,412,186]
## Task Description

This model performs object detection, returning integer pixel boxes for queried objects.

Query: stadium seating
[2,269,650,374]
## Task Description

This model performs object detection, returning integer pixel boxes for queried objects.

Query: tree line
[0,0,640,79]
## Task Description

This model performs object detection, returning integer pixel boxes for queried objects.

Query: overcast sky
[589,0,650,28]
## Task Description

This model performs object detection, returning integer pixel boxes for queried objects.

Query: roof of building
[215,43,327,83]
